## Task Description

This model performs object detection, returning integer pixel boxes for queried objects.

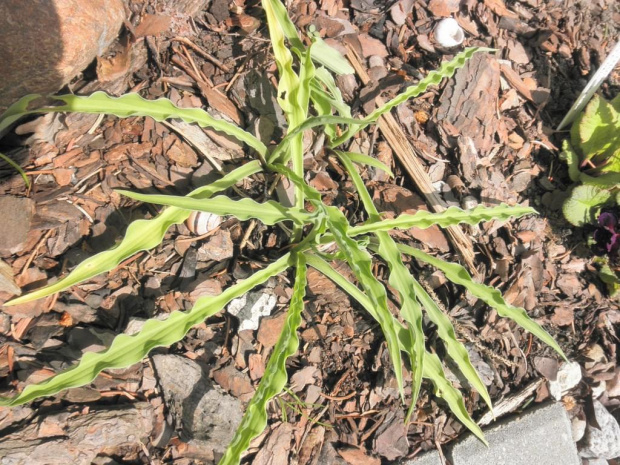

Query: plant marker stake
[557,40,620,131]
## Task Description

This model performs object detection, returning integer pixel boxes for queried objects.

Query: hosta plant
[0,1,566,462]
[560,93,620,296]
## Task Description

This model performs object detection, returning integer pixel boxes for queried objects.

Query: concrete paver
[404,402,580,465]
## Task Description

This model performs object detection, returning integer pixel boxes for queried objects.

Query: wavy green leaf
[308,254,487,442]
[221,254,307,465]
[332,47,493,146]
[397,244,567,360]
[0,92,267,158]
[421,350,487,445]
[342,151,393,177]
[0,94,44,133]
[310,67,352,140]
[263,0,308,225]
[305,254,381,322]
[6,161,263,306]
[349,204,536,236]
[323,205,405,398]
[0,254,293,406]
[117,191,313,226]
[262,0,353,75]
[268,115,362,165]
[410,280,493,412]
[337,152,423,418]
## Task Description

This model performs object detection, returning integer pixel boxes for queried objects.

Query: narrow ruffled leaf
[268,115,361,165]
[337,152,423,416]
[398,244,567,361]
[342,151,393,177]
[304,254,381,322]
[309,254,487,443]
[410,280,493,412]
[0,94,43,133]
[323,206,405,398]
[422,350,487,445]
[332,47,493,146]
[6,161,263,306]
[349,204,536,236]
[0,92,267,158]
[263,0,308,217]
[0,254,292,407]
[220,254,307,465]
[117,191,313,226]
[310,67,352,140]
[261,0,353,75]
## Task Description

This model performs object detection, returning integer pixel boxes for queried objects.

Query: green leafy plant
[0,1,565,462]
[561,94,620,226]
[560,94,620,296]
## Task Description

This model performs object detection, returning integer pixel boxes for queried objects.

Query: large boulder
[0,0,125,109]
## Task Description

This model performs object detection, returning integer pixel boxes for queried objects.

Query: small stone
[196,230,234,262]
[227,291,277,331]
[152,354,243,451]
[571,418,586,442]
[549,361,582,401]
[579,400,620,459]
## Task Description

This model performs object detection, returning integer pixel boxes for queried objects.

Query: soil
[0,0,619,464]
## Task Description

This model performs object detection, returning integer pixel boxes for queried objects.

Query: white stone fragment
[571,418,586,442]
[227,291,277,331]
[434,18,465,48]
[579,400,620,459]
[549,361,582,401]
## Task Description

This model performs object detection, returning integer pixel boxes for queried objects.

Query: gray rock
[151,354,243,455]
[579,400,620,459]
[404,402,580,465]
[549,361,582,401]
[572,418,587,442]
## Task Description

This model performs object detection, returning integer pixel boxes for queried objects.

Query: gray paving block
[403,402,580,465]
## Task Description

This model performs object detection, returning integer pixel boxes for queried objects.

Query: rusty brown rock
[0,0,125,109]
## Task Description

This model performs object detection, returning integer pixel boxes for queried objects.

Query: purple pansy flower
[594,212,619,257]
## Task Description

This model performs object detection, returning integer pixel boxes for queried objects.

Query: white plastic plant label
[557,40,620,130]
